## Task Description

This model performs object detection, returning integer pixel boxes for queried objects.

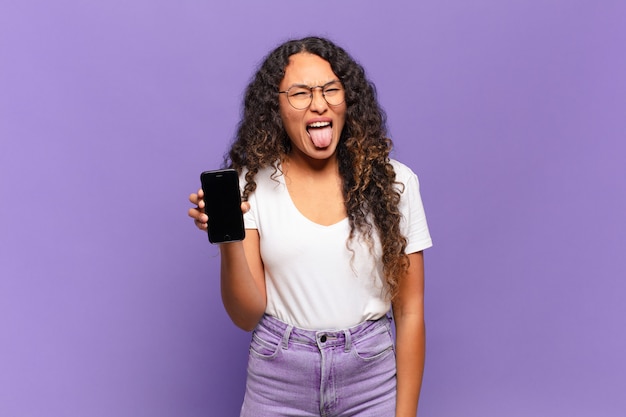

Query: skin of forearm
[219,242,266,331]
[394,313,425,417]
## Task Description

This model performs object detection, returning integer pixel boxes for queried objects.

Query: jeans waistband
[256,314,391,352]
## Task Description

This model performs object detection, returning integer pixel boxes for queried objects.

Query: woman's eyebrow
[286,79,341,89]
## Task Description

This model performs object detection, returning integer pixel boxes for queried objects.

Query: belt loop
[282,325,293,349]
[343,329,352,353]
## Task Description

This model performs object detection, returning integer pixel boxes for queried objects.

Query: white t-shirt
[242,159,432,330]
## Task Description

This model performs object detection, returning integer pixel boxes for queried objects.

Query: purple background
[2,1,625,416]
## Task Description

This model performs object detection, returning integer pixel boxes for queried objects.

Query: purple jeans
[240,314,397,417]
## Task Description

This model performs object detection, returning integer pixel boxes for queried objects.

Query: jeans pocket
[351,325,394,362]
[249,327,281,360]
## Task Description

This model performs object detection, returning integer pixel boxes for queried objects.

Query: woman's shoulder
[389,159,419,184]
[239,163,285,192]
[239,162,282,179]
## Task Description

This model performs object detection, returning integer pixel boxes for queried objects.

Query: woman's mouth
[306,121,333,148]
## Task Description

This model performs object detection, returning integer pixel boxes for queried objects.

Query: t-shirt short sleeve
[241,171,258,230]
[392,160,433,254]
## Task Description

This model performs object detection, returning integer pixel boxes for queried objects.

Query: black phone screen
[200,169,245,244]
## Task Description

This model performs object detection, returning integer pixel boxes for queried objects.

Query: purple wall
[2,1,625,416]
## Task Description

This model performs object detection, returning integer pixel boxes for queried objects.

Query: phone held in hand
[200,169,245,244]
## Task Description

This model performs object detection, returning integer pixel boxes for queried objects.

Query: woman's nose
[308,87,328,112]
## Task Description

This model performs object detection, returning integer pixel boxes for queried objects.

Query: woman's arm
[392,251,426,417]
[189,189,267,331]
[219,230,266,331]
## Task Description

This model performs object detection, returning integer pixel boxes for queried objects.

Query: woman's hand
[187,188,250,231]
[188,188,208,230]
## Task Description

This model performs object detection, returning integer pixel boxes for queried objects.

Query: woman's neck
[282,150,339,178]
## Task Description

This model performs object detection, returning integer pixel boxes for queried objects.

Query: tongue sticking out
[308,125,333,148]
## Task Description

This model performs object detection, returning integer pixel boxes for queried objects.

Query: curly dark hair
[225,36,409,300]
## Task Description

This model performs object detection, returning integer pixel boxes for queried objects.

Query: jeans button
[320,335,327,343]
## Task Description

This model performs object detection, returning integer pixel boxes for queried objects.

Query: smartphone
[200,169,245,244]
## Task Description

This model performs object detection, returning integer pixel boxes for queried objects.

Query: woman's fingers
[194,217,208,230]
[188,190,208,231]
[189,189,205,206]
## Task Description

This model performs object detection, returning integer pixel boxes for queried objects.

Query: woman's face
[278,53,346,162]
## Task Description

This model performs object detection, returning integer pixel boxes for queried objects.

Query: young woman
[188,36,432,417]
